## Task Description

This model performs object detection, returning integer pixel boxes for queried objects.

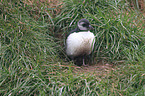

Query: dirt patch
[68,61,115,77]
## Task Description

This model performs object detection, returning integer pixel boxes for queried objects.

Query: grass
[0,0,145,95]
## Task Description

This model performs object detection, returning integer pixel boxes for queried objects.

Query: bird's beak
[89,25,94,30]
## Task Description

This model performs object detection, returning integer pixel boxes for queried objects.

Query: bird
[66,19,95,66]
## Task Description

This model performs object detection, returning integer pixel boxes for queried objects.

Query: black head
[77,19,93,31]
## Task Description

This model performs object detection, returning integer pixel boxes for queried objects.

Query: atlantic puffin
[66,19,95,66]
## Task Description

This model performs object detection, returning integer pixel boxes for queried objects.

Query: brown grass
[129,0,145,16]
[23,0,63,17]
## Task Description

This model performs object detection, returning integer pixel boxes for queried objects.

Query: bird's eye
[82,24,86,27]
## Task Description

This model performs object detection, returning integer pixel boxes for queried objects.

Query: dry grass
[128,0,145,15]
[22,0,63,17]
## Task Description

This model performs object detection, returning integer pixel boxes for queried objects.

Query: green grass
[0,0,145,95]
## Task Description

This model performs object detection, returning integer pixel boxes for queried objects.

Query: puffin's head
[77,19,93,31]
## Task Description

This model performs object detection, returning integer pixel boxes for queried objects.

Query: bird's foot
[82,62,88,66]
[83,64,88,66]
[82,57,88,66]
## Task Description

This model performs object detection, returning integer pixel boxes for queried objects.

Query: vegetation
[0,0,145,95]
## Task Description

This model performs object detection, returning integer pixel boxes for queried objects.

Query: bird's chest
[66,32,95,57]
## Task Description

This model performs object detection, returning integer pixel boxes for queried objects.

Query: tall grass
[0,0,145,95]
[0,1,63,95]
[58,0,145,62]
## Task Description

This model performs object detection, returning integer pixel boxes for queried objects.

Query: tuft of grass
[0,0,145,95]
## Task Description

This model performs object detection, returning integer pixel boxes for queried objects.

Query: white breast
[66,31,95,57]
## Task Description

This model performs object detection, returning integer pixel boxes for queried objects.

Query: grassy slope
[0,0,145,95]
